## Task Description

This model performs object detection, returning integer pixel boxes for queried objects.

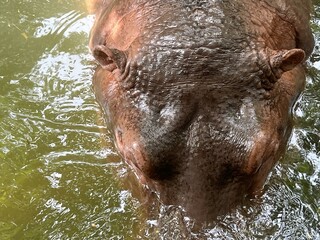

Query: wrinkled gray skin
[89,0,314,221]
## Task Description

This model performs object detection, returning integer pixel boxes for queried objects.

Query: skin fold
[87,0,314,221]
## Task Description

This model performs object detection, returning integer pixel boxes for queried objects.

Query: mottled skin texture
[88,0,314,221]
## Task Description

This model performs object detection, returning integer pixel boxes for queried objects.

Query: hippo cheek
[244,67,305,193]
[114,127,153,185]
[244,122,292,193]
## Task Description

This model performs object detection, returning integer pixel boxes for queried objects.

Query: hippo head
[88,0,313,220]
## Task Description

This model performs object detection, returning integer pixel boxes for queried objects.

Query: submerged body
[88,0,314,221]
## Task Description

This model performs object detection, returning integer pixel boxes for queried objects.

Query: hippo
[87,0,314,221]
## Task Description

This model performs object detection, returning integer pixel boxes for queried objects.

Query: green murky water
[0,0,319,239]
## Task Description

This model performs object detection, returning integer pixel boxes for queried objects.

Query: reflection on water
[0,0,319,239]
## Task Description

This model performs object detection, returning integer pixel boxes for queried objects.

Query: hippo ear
[270,49,305,78]
[93,45,127,72]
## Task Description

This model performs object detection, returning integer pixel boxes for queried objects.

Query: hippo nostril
[93,45,117,72]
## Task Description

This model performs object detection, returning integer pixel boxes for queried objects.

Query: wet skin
[87,0,314,221]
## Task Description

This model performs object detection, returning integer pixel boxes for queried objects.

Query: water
[0,0,319,239]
